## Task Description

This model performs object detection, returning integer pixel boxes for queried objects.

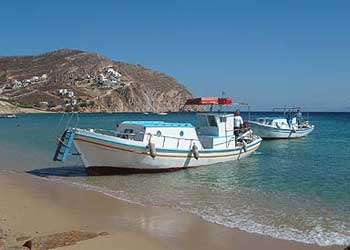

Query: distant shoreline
[1,109,350,115]
[1,99,350,115]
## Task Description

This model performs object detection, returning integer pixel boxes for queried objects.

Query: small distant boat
[248,107,314,139]
[0,114,17,119]
[157,112,168,115]
[53,97,262,175]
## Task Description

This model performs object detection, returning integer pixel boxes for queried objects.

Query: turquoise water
[0,112,349,245]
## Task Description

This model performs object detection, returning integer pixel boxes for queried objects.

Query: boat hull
[249,122,314,139]
[73,133,262,175]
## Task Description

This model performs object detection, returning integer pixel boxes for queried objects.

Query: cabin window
[124,129,133,134]
[198,115,208,127]
[207,116,218,127]
[220,117,226,123]
[179,131,184,137]
[156,130,162,137]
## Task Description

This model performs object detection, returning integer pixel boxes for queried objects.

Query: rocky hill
[0,49,194,112]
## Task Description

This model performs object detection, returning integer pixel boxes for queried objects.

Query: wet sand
[0,172,343,250]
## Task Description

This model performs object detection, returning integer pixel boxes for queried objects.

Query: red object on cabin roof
[185,97,233,105]
[218,97,233,105]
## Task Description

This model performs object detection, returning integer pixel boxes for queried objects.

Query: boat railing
[83,128,256,149]
[86,129,199,148]
[145,132,202,149]
[86,128,137,139]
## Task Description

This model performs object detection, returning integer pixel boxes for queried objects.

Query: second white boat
[248,107,314,139]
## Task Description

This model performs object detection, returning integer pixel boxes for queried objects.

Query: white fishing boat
[54,97,262,175]
[248,107,314,139]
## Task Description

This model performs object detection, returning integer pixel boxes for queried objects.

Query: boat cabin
[196,113,235,149]
[115,97,245,150]
[116,112,238,151]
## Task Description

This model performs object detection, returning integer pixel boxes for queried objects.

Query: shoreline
[0,172,344,250]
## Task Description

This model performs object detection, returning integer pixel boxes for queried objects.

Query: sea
[0,112,349,246]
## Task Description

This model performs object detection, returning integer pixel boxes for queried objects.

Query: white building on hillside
[40,74,48,80]
[32,76,40,82]
[67,91,75,98]
[59,89,68,95]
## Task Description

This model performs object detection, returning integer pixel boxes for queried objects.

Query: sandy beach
[0,172,343,250]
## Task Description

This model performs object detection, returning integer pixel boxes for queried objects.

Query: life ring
[148,142,156,158]
[192,144,199,160]
[148,135,156,158]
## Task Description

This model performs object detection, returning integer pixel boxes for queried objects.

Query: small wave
[195,212,350,246]
[41,176,350,246]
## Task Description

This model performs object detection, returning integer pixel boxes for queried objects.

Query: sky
[1,0,349,111]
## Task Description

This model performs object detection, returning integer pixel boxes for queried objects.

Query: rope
[55,112,80,140]
[64,112,79,131]
[55,112,67,138]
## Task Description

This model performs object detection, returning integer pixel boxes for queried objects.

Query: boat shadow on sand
[27,166,88,177]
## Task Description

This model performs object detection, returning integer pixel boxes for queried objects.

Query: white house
[106,68,122,78]
[59,89,68,95]
[12,80,23,89]
[40,74,48,80]
[32,76,40,82]
[67,91,75,98]
[39,101,49,109]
